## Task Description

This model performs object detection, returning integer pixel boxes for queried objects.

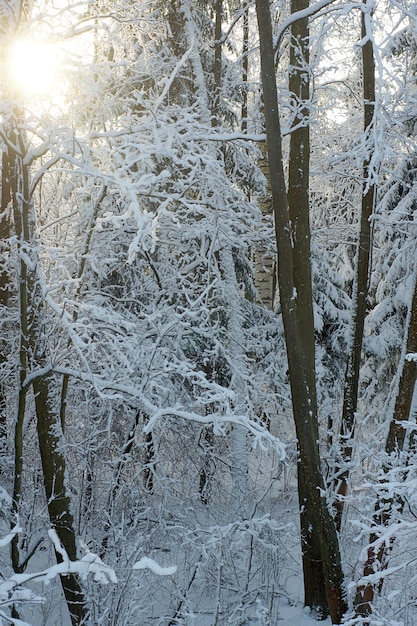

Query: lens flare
[6,37,61,97]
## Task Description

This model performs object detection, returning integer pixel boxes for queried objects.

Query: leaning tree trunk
[334,0,376,531]
[7,112,89,626]
[255,1,347,622]
[355,272,417,617]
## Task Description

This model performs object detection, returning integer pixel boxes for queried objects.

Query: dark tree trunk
[355,273,417,616]
[0,151,11,307]
[255,1,347,622]
[241,3,249,133]
[298,468,328,618]
[6,113,89,626]
[334,0,376,531]
[199,425,214,504]
[143,429,155,494]
[287,0,328,615]
[34,373,89,625]
[8,121,30,588]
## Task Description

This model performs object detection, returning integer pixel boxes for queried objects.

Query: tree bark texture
[255,141,276,311]
[0,152,11,448]
[34,373,89,625]
[334,0,376,531]
[287,0,329,614]
[8,120,30,581]
[241,4,249,133]
[255,1,347,622]
[212,0,223,125]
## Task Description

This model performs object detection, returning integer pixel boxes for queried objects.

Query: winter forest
[1,0,417,624]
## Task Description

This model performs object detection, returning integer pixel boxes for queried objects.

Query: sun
[5,37,62,98]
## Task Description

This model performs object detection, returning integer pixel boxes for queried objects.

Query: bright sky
[5,37,63,97]
[1,0,95,105]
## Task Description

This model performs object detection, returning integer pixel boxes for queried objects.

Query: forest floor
[12,452,339,625]
[279,605,332,626]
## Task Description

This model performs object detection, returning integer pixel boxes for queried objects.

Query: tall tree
[287,0,329,615]
[4,109,89,625]
[0,150,11,452]
[353,25,417,609]
[334,0,376,530]
[1,4,90,610]
[255,0,346,622]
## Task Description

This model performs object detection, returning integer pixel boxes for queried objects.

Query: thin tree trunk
[199,425,214,504]
[255,1,346,621]
[8,121,30,601]
[0,152,11,307]
[1,151,12,453]
[0,153,11,448]
[241,3,249,134]
[143,428,155,494]
[255,140,276,310]
[219,247,249,515]
[334,0,376,531]
[355,272,417,616]
[7,114,89,626]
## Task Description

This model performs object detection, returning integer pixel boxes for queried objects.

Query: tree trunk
[256,0,347,624]
[355,272,417,616]
[255,141,276,311]
[219,247,249,515]
[255,1,346,622]
[6,113,89,626]
[241,3,249,134]
[199,425,214,504]
[34,373,89,625]
[287,0,328,615]
[334,0,376,531]
[0,152,12,455]
[8,119,31,593]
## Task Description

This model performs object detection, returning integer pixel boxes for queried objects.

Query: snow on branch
[274,0,350,54]
[0,526,177,625]
[132,557,177,576]
[350,564,403,590]
[143,406,286,459]
[0,524,21,548]
[152,39,195,115]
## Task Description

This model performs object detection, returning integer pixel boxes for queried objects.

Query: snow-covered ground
[4,445,417,625]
